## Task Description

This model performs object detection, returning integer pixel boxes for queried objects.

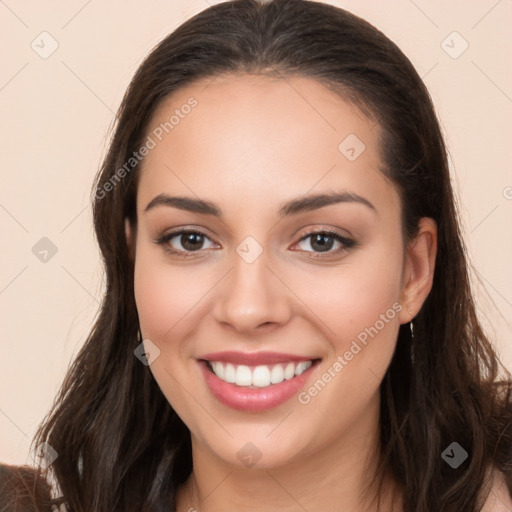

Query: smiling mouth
[202,359,322,388]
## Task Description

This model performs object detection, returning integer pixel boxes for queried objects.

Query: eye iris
[311,234,334,252]
[181,233,203,251]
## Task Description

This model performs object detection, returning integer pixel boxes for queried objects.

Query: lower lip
[198,360,320,412]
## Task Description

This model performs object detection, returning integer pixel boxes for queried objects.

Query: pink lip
[198,359,321,412]
[198,351,315,366]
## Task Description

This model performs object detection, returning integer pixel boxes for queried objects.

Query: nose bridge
[213,238,290,331]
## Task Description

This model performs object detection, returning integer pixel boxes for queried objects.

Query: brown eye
[294,230,355,258]
[175,232,206,251]
[154,229,216,258]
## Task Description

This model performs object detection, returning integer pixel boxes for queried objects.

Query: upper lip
[198,351,319,366]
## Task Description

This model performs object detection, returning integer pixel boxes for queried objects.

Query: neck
[175,391,402,512]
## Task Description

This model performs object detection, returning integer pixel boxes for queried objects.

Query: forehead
[136,73,398,219]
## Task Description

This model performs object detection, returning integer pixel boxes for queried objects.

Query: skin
[125,74,437,511]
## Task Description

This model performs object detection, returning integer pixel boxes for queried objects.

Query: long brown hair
[14,0,512,510]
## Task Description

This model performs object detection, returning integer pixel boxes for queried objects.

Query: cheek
[133,247,212,347]
[291,237,404,348]
[290,244,404,428]
[133,249,212,426]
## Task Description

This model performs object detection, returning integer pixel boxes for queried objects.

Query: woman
[4,0,511,510]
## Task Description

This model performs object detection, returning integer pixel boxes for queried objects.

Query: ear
[125,218,136,262]
[398,217,438,324]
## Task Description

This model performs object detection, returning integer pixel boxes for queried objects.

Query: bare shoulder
[480,468,512,512]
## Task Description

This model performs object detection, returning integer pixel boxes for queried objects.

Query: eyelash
[153,227,356,260]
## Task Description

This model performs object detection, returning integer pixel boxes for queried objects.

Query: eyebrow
[144,190,377,218]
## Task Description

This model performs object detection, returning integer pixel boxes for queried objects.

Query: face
[127,73,434,470]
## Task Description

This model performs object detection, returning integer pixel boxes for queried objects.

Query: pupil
[182,233,202,251]
[313,234,332,252]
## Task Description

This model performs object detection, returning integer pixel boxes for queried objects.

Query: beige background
[1,0,511,465]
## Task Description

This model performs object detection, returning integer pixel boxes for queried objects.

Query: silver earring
[137,328,142,342]
[410,320,415,363]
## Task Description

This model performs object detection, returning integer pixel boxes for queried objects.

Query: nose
[212,249,292,334]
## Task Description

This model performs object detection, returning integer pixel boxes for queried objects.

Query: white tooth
[211,361,225,380]
[224,363,236,383]
[235,365,252,386]
[253,365,271,387]
[284,362,295,380]
[270,364,285,384]
[210,360,314,386]
[295,361,312,376]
